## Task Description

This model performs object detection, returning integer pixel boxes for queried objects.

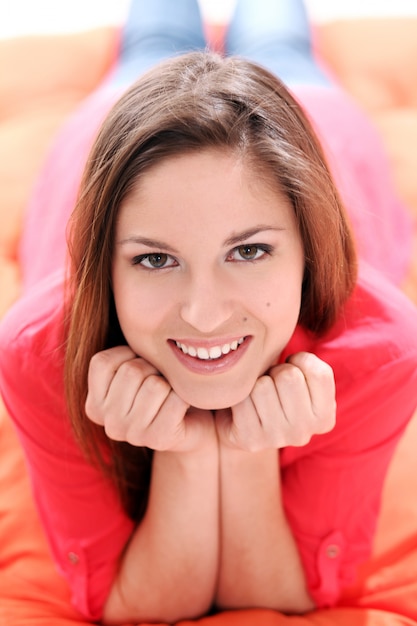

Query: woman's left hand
[215,351,336,451]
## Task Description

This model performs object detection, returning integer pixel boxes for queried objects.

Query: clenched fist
[215,352,336,451]
[85,346,216,452]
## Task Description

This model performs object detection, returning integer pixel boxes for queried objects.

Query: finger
[87,346,137,407]
[86,348,158,425]
[128,371,173,427]
[127,390,189,449]
[285,352,336,433]
[218,397,267,452]
[215,407,236,447]
[126,392,216,452]
[269,362,311,420]
[250,371,311,447]
[99,367,171,442]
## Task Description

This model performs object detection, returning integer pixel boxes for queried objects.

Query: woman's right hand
[85,345,216,452]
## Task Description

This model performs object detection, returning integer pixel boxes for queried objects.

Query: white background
[1,0,417,39]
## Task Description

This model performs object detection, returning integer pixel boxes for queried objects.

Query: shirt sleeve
[0,278,134,621]
[280,334,417,607]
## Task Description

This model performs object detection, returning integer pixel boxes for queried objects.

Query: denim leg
[109,0,206,88]
[225,0,330,86]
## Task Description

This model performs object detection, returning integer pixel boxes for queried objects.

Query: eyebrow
[117,236,180,254]
[224,225,286,246]
[118,225,284,251]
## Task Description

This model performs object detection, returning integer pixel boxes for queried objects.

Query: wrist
[220,442,279,465]
[157,436,219,471]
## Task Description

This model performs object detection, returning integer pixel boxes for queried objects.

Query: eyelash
[131,244,274,270]
[226,244,274,262]
[131,252,177,270]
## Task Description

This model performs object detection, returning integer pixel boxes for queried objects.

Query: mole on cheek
[266,302,271,307]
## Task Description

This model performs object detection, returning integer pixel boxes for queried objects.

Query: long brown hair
[65,51,357,519]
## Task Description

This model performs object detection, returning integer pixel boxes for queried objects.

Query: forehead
[117,148,293,228]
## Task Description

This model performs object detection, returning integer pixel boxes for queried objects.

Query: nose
[179,271,234,333]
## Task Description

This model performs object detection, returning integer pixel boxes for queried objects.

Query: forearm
[102,443,219,624]
[216,446,314,614]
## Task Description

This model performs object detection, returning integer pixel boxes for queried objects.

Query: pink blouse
[1,262,416,618]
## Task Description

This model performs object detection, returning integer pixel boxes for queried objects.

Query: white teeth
[197,347,210,360]
[175,338,245,361]
[209,346,222,359]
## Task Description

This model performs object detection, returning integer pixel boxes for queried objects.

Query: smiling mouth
[174,337,246,361]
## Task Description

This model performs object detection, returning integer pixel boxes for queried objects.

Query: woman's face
[112,148,305,410]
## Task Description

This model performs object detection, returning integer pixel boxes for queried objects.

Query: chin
[189,397,235,411]
[172,382,252,412]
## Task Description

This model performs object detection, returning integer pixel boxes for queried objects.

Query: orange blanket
[2,395,417,625]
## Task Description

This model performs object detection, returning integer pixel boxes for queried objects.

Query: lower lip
[168,337,252,375]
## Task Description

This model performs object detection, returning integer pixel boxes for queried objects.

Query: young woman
[1,1,417,624]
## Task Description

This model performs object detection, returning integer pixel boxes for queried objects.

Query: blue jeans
[226,0,330,86]
[108,0,206,87]
[108,0,330,88]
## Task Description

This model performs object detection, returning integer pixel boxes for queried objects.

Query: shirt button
[68,552,79,565]
[326,544,340,559]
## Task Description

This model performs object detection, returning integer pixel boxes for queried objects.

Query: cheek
[112,274,175,350]
[117,292,158,328]
[261,275,303,330]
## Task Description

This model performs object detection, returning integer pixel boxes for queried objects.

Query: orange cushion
[315,18,417,110]
[1,397,417,625]
[314,17,417,218]
[0,27,118,316]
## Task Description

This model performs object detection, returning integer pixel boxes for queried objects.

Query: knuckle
[84,394,98,421]
[277,363,304,387]
[282,418,313,447]
[298,433,313,446]
[116,359,140,380]
[251,375,274,400]
[314,362,335,387]
[291,429,313,447]
[254,375,273,391]
[144,373,170,396]
[290,352,334,379]
[89,350,112,374]
[125,427,147,447]
[306,354,335,386]
[314,400,337,434]
[103,420,126,442]
[117,360,161,389]
[323,407,337,433]
[85,394,107,426]
[89,348,139,380]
